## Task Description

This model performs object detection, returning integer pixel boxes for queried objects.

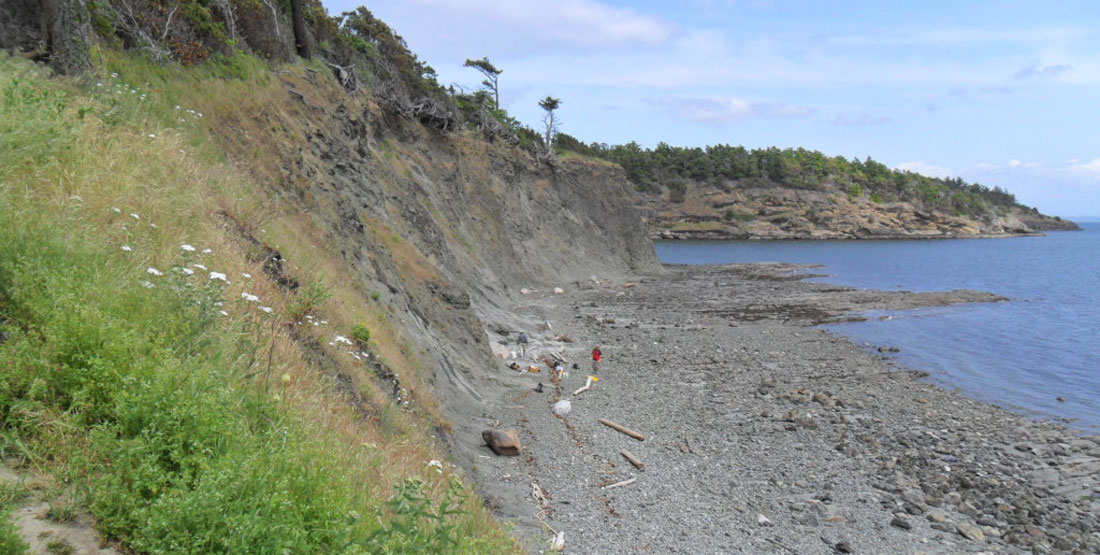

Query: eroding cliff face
[637,183,1079,240]
[211,68,657,479]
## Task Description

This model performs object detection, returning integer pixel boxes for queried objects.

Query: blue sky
[322,1,1100,218]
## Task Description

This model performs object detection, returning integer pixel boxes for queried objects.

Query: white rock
[520,288,530,295]
[553,287,565,294]
[757,514,773,526]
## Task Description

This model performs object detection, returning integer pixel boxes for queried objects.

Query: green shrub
[351,324,371,345]
[848,183,863,200]
[287,279,332,320]
[723,209,755,222]
[364,477,471,552]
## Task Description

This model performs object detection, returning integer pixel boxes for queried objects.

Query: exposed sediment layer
[471,264,1099,554]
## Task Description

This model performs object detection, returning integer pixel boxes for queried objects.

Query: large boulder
[482,429,521,456]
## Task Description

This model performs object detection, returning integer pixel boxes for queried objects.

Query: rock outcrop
[637,184,1079,240]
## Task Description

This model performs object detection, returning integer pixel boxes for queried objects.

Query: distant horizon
[323,1,1100,218]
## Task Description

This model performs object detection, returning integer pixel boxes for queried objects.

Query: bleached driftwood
[598,418,646,441]
[602,476,637,490]
[573,376,595,396]
[549,530,565,551]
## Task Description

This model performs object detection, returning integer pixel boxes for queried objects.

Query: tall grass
[0,54,513,553]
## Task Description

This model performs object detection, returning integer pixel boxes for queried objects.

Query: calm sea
[656,222,1100,432]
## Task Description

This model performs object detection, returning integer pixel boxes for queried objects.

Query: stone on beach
[482,429,521,456]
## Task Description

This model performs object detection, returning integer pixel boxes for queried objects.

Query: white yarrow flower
[130,213,140,220]
[147,267,163,276]
[140,281,155,288]
[202,248,213,254]
[259,306,273,313]
[180,244,196,252]
[241,292,260,302]
[180,267,195,275]
[335,335,353,345]
[148,134,155,138]
[192,263,207,270]
[427,460,443,474]
[112,207,122,213]
[120,245,133,252]
[219,310,229,316]
[242,273,252,279]
[210,272,229,283]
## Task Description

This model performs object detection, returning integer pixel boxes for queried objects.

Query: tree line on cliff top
[6,1,1031,218]
[553,135,1028,218]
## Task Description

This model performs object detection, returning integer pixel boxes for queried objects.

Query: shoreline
[652,230,1053,241]
[469,263,1099,554]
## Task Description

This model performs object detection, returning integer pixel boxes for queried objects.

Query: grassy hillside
[0,51,516,553]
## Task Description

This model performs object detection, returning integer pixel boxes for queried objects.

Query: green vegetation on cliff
[0,51,515,553]
[554,138,1027,218]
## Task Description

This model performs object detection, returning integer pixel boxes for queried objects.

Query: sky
[322,0,1100,219]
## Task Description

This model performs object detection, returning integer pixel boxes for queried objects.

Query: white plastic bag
[552,400,571,417]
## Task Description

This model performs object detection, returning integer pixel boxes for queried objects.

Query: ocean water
[656,222,1100,432]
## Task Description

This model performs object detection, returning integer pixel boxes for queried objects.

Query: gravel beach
[474,263,1100,554]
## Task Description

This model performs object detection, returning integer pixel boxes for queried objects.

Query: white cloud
[894,161,952,179]
[1014,60,1071,81]
[653,96,814,124]
[344,0,677,54]
[830,27,1090,48]
[1067,158,1100,179]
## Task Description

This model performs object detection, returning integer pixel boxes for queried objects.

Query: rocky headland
[471,264,1099,554]
[638,186,1080,241]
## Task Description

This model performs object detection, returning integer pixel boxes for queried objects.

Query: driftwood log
[573,376,595,396]
[602,476,637,490]
[598,418,646,441]
[620,449,645,470]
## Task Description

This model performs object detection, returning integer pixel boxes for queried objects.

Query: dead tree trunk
[290,0,310,59]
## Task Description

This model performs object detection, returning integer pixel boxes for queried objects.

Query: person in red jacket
[591,345,602,374]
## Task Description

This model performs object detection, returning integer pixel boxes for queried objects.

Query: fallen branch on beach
[621,449,645,470]
[602,476,637,490]
[599,418,646,441]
